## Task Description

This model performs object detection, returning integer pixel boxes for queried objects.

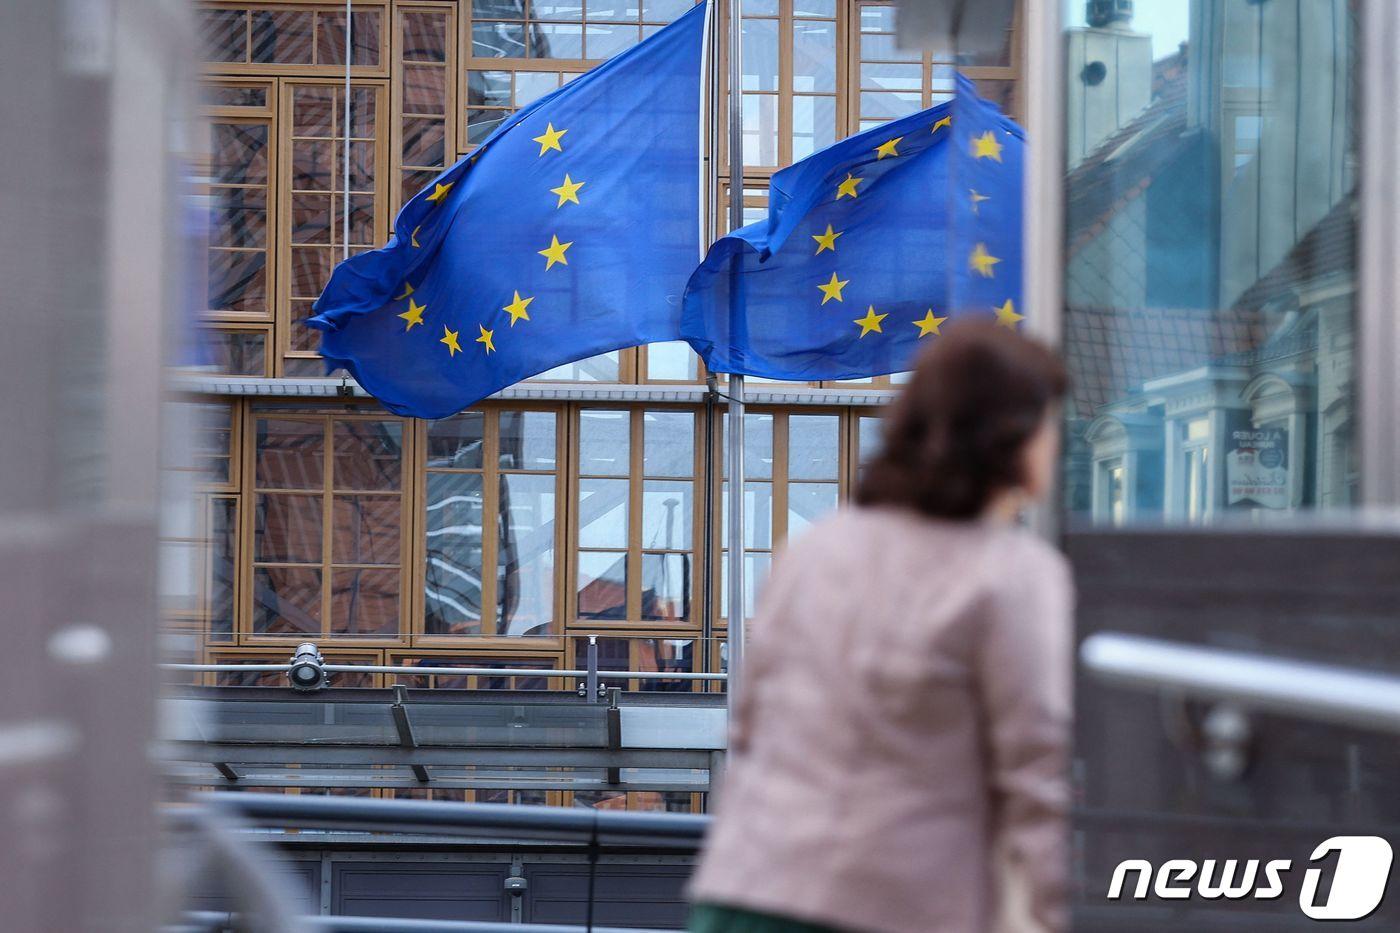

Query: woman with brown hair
[689,322,1072,933]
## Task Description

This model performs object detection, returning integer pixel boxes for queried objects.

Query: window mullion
[626,407,645,622]
[482,409,501,635]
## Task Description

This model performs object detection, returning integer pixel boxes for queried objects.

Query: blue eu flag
[308,3,708,418]
[681,73,1024,380]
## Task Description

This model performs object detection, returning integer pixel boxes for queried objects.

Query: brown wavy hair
[856,321,1067,520]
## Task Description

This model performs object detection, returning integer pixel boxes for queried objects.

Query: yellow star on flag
[532,123,567,156]
[550,174,585,208]
[811,224,842,255]
[538,234,572,270]
[397,298,426,331]
[913,309,947,337]
[476,323,496,354]
[503,290,534,326]
[394,282,414,300]
[932,116,951,133]
[411,225,422,248]
[440,325,462,357]
[969,242,1001,278]
[995,299,1024,329]
[426,182,453,204]
[817,271,849,305]
[971,131,1003,162]
[836,173,863,200]
[970,189,990,214]
[854,306,888,337]
[875,136,903,160]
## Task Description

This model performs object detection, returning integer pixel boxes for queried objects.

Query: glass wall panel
[1061,0,1358,524]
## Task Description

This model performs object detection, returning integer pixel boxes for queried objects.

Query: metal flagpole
[724,0,746,703]
[342,0,352,264]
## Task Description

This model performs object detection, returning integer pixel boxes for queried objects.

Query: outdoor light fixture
[286,643,328,692]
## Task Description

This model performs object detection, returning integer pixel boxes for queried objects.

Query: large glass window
[279,81,387,374]
[1062,0,1357,524]
[249,413,407,638]
[424,407,562,638]
[732,0,840,171]
[575,407,699,625]
[395,6,456,211]
[197,3,385,71]
[716,409,844,622]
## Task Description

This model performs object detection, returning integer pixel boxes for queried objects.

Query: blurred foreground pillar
[0,0,190,929]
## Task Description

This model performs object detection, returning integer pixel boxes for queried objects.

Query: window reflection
[1063,0,1357,524]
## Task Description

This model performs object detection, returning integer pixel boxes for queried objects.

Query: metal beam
[390,685,430,784]
[178,910,672,933]
[172,744,714,770]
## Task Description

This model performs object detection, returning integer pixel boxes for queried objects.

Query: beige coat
[690,506,1073,933]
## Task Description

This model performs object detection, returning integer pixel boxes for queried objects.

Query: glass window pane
[642,480,693,548]
[792,95,836,161]
[256,420,323,489]
[200,9,247,63]
[497,473,556,636]
[534,0,584,19]
[719,551,770,618]
[252,566,322,634]
[467,69,512,106]
[254,493,322,563]
[794,0,835,16]
[532,23,584,58]
[208,249,267,315]
[788,482,838,541]
[251,10,313,64]
[642,0,691,21]
[742,93,779,165]
[789,414,839,479]
[474,21,527,58]
[792,20,836,93]
[741,18,779,91]
[499,410,557,470]
[403,65,446,116]
[861,90,922,121]
[474,0,526,17]
[205,329,267,376]
[579,409,630,475]
[577,551,627,620]
[641,553,691,621]
[425,472,485,635]
[578,478,628,548]
[643,411,694,476]
[646,341,699,380]
[427,412,485,469]
[722,412,773,480]
[402,10,448,62]
[514,71,562,106]
[532,350,620,381]
[209,498,237,641]
[587,23,640,59]
[334,421,403,490]
[331,568,399,635]
[1061,0,1358,524]
[858,414,883,467]
[860,61,923,91]
[332,495,401,565]
[721,481,774,549]
[858,32,920,62]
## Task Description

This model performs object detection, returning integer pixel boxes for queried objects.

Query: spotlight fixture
[286,643,328,692]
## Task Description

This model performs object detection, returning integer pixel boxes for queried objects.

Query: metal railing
[1080,632,1400,734]
[162,638,728,697]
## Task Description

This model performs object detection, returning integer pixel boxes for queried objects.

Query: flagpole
[724,0,746,704]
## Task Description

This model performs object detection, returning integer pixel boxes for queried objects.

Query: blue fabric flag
[308,3,708,418]
[681,73,1025,380]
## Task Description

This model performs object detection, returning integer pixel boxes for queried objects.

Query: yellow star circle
[398,298,426,331]
[812,224,842,255]
[503,291,534,326]
[440,325,462,357]
[476,323,497,353]
[532,123,567,156]
[913,309,947,337]
[854,306,888,337]
[538,234,572,270]
[817,272,849,305]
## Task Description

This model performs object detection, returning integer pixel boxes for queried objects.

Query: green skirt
[689,903,846,933]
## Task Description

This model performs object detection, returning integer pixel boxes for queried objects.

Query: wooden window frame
[413,402,569,650]
[201,77,279,325]
[241,409,414,646]
[276,77,391,374]
[709,405,849,630]
[197,1,391,79]
[391,2,458,216]
[201,646,386,685]
[719,0,848,180]
[568,404,706,632]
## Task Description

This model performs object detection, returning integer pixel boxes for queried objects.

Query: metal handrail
[179,910,671,933]
[202,792,710,851]
[163,663,726,681]
[1080,632,1400,734]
